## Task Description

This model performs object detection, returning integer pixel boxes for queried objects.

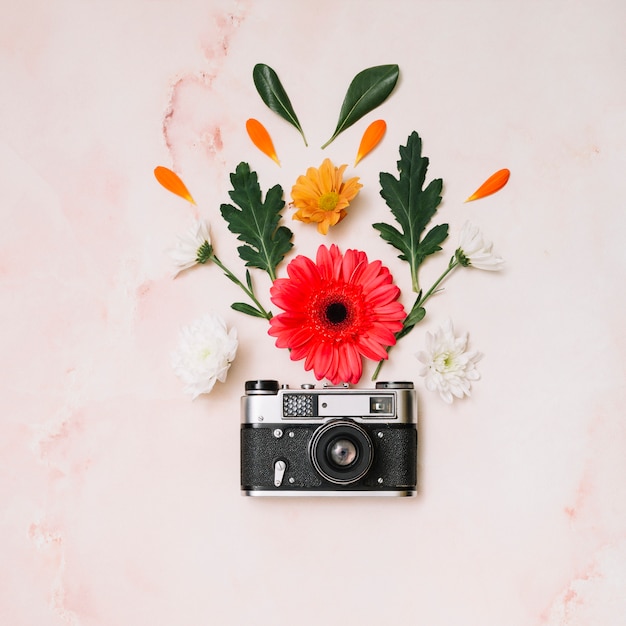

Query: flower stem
[371,258,460,381]
[211,255,273,320]
[418,258,459,309]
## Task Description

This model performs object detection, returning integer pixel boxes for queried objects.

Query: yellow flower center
[318,191,340,212]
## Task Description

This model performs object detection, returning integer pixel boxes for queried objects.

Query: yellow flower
[290,158,362,235]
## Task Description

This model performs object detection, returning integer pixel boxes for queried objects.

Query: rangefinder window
[369,396,394,415]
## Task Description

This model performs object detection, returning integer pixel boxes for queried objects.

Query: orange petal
[246,118,280,165]
[465,168,510,202]
[154,166,196,204]
[354,119,386,166]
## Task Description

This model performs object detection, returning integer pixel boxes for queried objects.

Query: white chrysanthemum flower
[168,219,212,277]
[456,221,504,271]
[172,312,238,399]
[416,319,482,404]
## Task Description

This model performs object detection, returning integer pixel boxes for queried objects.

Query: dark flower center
[309,286,366,341]
[325,302,348,325]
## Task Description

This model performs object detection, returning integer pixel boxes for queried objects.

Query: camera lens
[309,420,373,485]
[328,438,358,467]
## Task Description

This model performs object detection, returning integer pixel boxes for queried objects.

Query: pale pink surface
[1,1,626,625]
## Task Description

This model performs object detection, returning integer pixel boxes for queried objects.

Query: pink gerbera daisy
[268,244,406,384]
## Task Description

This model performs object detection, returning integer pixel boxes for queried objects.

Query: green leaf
[245,269,253,292]
[404,305,426,329]
[418,223,449,258]
[321,65,399,149]
[253,63,307,146]
[373,131,447,292]
[220,162,293,281]
[397,306,426,340]
[231,302,268,318]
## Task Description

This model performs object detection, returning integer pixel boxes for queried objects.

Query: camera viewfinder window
[369,396,393,414]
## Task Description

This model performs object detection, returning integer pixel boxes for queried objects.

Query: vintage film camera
[241,380,417,496]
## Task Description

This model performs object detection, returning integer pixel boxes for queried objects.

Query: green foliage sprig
[220,162,293,283]
[373,131,447,293]
[371,132,450,379]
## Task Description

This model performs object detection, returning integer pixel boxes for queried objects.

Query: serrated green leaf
[321,65,399,149]
[373,131,447,292]
[231,302,268,318]
[220,162,293,281]
[418,224,449,259]
[253,63,307,146]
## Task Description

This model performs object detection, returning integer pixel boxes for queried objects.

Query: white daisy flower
[416,319,482,404]
[172,312,238,399]
[455,221,504,271]
[168,219,212,277]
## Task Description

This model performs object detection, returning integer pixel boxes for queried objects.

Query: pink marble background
[2,1,625,624]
